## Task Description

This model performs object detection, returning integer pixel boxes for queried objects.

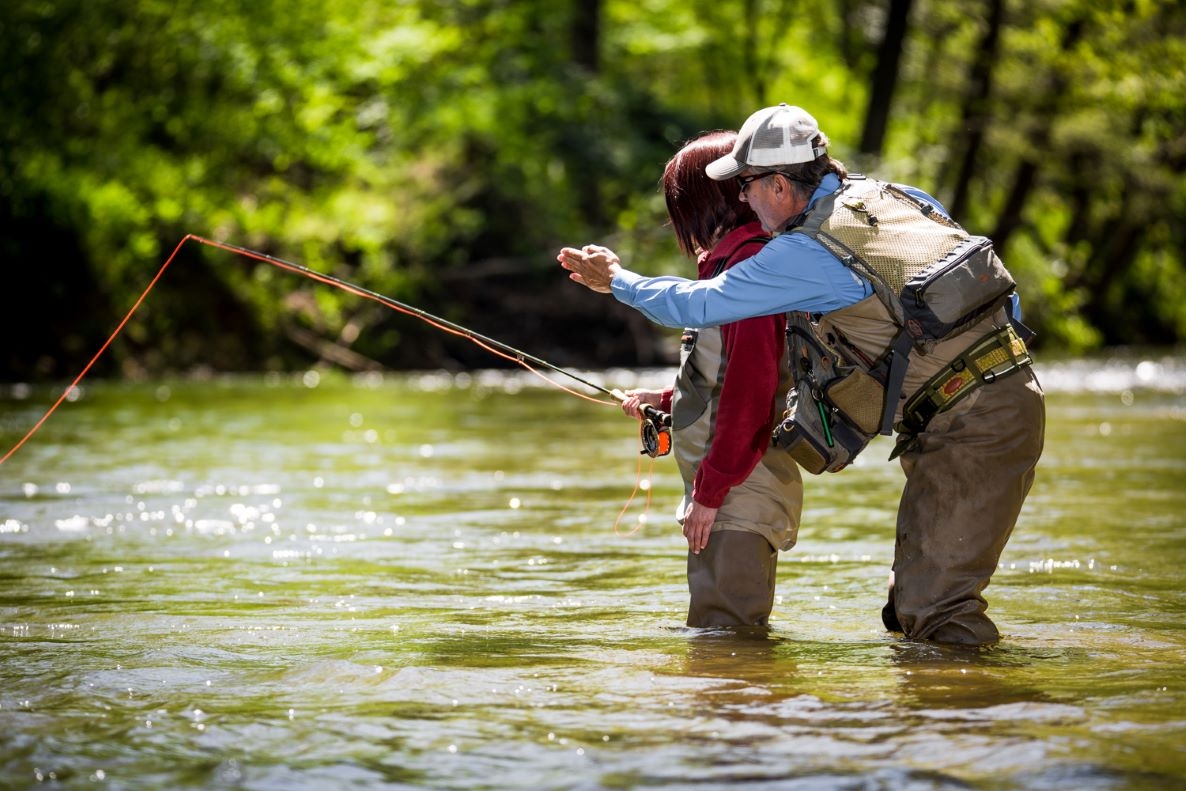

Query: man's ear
[773,174,790,198]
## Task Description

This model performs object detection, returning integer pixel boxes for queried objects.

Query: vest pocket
[823,368,885,435]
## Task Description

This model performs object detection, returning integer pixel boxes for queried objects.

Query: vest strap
[880,332,914,435]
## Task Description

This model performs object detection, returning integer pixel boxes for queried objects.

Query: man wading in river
[558,103,1046,645]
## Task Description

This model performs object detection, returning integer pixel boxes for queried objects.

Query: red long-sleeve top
[657,222,786,509]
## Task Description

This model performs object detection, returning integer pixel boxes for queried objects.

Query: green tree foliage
[1,0,1183,381]
[891,0,1186,347]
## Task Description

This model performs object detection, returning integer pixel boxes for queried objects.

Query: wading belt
[896,324,1032,436]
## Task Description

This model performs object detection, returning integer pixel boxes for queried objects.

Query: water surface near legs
[1,357,1185,789]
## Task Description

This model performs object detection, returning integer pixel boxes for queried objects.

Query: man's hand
[683,501,718,554]
[557,244,622,294]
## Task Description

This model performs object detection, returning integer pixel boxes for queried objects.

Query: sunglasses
[738,171,784,193]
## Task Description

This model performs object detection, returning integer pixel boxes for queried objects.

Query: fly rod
[0,234,671,465]
[198,237,614,397]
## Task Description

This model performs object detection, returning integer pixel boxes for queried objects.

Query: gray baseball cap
[706,104,827,180]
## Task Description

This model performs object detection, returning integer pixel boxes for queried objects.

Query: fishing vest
[772,176,1033,472]
[800,175,1024,432]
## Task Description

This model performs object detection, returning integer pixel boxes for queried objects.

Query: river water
[2,351,1185,790]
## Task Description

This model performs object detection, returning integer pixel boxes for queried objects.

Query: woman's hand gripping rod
[612,389,672,458]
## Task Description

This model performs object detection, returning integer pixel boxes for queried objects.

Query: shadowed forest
[2,0,1183,381]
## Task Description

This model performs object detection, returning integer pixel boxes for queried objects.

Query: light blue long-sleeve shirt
[610,173,948,329]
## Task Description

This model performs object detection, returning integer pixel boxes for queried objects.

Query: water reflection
[1,356,1185,789]
[887,642,1066,711]
[679,627,786,682]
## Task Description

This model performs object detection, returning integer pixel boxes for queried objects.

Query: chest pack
[771,176,1022,472]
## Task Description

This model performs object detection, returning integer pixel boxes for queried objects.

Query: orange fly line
[1,235,662,532]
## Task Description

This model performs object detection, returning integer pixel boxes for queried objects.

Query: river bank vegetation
[2,0,1182,380]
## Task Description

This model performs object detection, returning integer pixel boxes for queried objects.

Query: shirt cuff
[610,269,645,304]
[692,475,730,509]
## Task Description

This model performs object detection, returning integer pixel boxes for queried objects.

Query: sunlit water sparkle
[2,350,1185,789]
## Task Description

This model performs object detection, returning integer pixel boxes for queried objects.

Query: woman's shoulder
[713,221,769,270]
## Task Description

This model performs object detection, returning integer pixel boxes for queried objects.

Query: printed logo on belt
[942,371,973,398]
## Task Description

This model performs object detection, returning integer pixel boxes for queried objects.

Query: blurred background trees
[1,0,1183,381]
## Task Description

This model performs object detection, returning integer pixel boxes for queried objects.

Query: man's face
[738,170,803,233]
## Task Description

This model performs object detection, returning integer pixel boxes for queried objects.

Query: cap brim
[705,155,746,181]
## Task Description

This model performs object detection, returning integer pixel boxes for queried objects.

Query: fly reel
[639,406,672,458]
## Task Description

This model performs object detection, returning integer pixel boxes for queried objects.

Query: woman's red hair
[662,131,758,257]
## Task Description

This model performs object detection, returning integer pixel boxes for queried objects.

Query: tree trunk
[570,0,600,73]
[946,0,1004,222]
[858,0,913,158]
[1079,213,1143,345]
[990,158,1037,247]
[566,0,604,227]
[989,19,1085,249]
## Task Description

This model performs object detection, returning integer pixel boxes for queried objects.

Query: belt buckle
[978,326,1029,383]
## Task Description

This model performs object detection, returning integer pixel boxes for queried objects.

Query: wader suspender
[881,334,914,435]
[681,230,771,390]
[799,179,919,435]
